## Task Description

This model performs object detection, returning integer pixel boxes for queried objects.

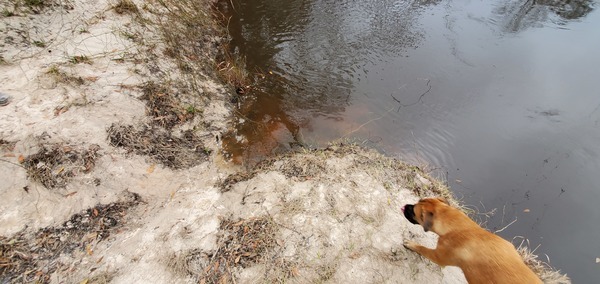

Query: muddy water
[218,0,599,281]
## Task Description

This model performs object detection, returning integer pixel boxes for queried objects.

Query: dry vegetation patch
[150,0,223,77]
[0,139,16,152]
[140,81,195,128]
[46,65,86,86]
[107,124,209,169]
[0,192,141,283]
[255,143,448,194]
[2,0,73,15]
[169,217,285,283]
[517,243,571,284]
[218,172,255,193]
[22,144,100,188]
[139,0,248,94]
[112,0,138,15]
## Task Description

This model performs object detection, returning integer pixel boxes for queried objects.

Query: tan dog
[402,197,541,283]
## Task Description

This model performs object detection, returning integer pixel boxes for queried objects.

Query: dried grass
[169,217,282,283]
[107,124,209,169]
[9,0,69,14]
[22,144,100,188]
[112,0,138,15]
[516,241,571,284]
[46,65,86,86]
[218,171,255,193]
[216,51,249,90]
[150,0,248,89]
[0,139,16,151]
[0,192,141,283]
[86,271,116,284]
[150,0,222,82]
[139,81,194,128]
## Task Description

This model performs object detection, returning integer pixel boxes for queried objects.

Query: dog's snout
[403,204,419,225]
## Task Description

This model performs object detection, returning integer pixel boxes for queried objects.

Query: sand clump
[205,145,468,284]
[0,0,570,283]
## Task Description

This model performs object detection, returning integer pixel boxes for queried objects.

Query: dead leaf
[85,244,93,255]
[83,232,98,242]
[235,255,241,263]
[93,208,99,217]
[147,163,156,174]
[84,76,99,82]
[96,256,104,263]
[523,209,531,213]
[80,279,89,284]
[291,267,300,277]
[65,191,78,197]
[54,106,69,116]
[84,162,93,173]
[18,155,25,163]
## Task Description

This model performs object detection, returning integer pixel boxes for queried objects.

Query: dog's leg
[404,240,451,267]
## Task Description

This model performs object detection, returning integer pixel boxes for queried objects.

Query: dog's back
[447,227,541,283]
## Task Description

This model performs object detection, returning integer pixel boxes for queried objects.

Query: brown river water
[217,0,600,282]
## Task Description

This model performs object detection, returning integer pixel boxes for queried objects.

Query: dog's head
[402,197,449,232]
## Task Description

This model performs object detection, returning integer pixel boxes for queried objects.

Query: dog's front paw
[403,240,419,251]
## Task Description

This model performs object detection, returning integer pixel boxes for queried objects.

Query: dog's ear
[422,211,434,232]
[436,197,449,205]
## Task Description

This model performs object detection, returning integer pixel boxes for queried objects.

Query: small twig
[264,210,307,241]
[208,245,221,271]
[390,93,402,112]
[229,0,237,13]
[495,217,517,233]
[0,158,26,169]
[390,79,432,111]
[341,107,395,139]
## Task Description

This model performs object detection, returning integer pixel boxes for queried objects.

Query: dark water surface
[218,0,600,281]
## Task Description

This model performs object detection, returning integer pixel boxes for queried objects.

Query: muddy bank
[0,0,569,283]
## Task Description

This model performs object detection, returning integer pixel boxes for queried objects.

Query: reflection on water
[218,0,437,165]
[218,0,599,281]
[496,0,595,31]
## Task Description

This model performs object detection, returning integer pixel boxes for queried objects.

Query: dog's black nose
[403,204,419,225]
